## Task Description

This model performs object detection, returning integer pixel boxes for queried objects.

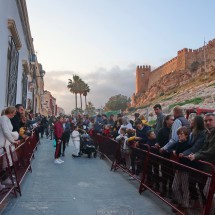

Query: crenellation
[135,38,215,96]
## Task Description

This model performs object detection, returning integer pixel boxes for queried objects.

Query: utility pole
[203,38,207,79]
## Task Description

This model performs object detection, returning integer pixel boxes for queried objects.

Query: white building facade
[0,0,44,112]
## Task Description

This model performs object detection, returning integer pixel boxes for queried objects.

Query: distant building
[42,90,58,116]
[57,107,65,116]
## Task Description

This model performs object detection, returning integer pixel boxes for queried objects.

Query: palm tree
[87,101,95,116]
[67,75,81,114]
[78,79,85,110]
[83,83,90,109]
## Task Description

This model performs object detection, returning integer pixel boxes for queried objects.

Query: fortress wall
[135,38,215,95]
[186,39,215,66]
[148,56,178,88]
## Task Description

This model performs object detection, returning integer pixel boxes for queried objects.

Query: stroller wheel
[88,153,92,158]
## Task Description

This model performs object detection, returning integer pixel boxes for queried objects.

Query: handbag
[53,139,56,147]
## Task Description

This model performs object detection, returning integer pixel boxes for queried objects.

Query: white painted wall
[0,0,32,111]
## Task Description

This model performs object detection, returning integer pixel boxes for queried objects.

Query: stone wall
[135,38,215,95]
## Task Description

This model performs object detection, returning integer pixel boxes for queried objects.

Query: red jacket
[103,129,111,137]
[54,121,63,139]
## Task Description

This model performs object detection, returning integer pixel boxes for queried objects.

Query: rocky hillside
[129,59,215,120]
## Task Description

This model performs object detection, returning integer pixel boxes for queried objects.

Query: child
[116,127,130,168]
[172,126,191,210]
[146,130,159,188]
[71,126,81,158]
[103,124,111,137]
[116,127,128,151]
[146,130,157,146]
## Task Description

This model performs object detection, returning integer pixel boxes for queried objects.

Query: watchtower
[135,65,151,94]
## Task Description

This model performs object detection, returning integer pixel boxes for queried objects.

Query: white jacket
[72,130,80,141]
[0,115,19,166]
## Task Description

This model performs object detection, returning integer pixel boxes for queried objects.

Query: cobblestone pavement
[2,138,173,215]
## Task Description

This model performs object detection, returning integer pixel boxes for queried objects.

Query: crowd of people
[90,104,215,213]
[0,104,40,190]
[0,103,215,213]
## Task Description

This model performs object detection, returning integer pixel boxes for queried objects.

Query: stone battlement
[135,38,215,95]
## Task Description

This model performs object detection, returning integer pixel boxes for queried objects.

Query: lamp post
[36,70,45,78]
[203,39,207,79]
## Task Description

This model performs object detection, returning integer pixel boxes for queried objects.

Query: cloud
[44,65,136,114]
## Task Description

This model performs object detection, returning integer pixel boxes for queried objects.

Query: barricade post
[0,147,17,204]
[9,129,39,196]
[98,135,118,162]
[10,141,31,196]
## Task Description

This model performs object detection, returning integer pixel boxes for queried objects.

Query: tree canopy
[104,94,130,111]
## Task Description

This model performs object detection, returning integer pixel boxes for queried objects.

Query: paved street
[2,138,173,215]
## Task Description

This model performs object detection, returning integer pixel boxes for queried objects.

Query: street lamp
[36,70,45,78]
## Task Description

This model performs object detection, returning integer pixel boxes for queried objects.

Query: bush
[128,107,136,112]
[208,83,215,87]
[148,120,156,126]
[169,97,203,110]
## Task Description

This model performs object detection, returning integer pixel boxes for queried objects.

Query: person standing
[129,119,151,179]
[155,114,174,196]
[0,107,20,188]
[108,114,115,128]
[153,104,165,135]
[188,113,215,203]
[40,116,49,138]
[188,113,215,164]
[61,118,71,156]
[10,104,25,133]
[118,116,133,134]
[71,126,80,158]
[54,116,64,164]
[161,106,190,152]
[49,116,56,140]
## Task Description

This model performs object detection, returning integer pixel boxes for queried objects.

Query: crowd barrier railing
[92,134,215,215]
[0,147,17,204]
[91,133,119,162]
[9,128,40,196]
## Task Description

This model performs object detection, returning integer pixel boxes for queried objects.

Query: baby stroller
[80,133,97,158]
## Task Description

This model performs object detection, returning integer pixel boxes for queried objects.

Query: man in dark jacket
[153,104,165,135]
[10,104,25,132]
[189,113,215,164]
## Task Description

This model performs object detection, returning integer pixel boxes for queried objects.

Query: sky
[26,0,215,113]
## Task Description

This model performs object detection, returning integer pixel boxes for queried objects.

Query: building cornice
[8,19,22,50]
[16,0,35,54]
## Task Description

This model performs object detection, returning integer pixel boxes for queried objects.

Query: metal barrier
[93,134,215,215]
[91,133,119,162]
[0,147,17,204]
[9,129,39,196]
